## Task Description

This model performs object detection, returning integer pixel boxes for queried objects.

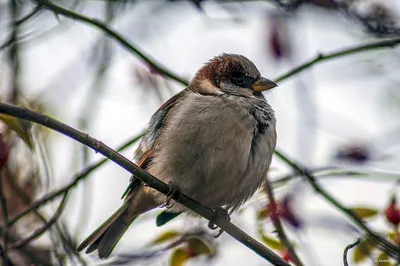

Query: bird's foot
[161,183,181,209]
[208,207,231,238]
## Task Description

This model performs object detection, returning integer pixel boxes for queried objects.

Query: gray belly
[147,93,276,212]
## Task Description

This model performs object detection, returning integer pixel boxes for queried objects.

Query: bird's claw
[160,183,181,209]
[207,208,231,238]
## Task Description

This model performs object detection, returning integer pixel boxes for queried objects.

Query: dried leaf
[150,230,180,246]
[187,237,212,256]
[353,237,378,263]
[0,114,33,149]
[170,248,189,266]
[349,207,378,219]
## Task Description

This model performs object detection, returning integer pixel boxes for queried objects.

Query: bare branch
[7,191,69,250]
[274,150,400,260]
[0,103,290,266]
[343,238,360,266]
[6,132,144,228]
[31,0,400,90]
[274,37,400,83]
[264,178,303,266]
[33,0,189,86]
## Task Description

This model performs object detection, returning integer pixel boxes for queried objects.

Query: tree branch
[264,178,304,266]
[6,132,144,228]
[31,1,400,90]
[343,238,360,266]
[274,150,400,260]
[274,37,400,83]
[7,190,69,251]
[33,0,189,86]
[0,103,290,266]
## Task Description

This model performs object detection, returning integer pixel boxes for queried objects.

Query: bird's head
[190,54,277,97]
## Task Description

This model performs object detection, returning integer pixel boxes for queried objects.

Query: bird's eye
[231,71,247,87]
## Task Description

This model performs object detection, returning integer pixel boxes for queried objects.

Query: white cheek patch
[197,79,224,95]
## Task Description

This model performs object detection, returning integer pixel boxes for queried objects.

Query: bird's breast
[148,92,276,211]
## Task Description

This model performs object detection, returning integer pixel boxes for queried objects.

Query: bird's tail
[76,202,135,259]
[77,184,159,259]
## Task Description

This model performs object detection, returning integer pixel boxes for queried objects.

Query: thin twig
[0,103,290,266]
[272,168,400,187]
[0,5,43,52]
[274,37,400,83]
[274,150,400,260]
[32,0,400,90]
[33,0,189,86]
[112,231,208,265]
[7,189,69,251]
[0,168,9,265]
[264,177,304,266]
[6,132,144,228]
[343,238,360,266]
[15,4,43,26]
[4,167,81,265]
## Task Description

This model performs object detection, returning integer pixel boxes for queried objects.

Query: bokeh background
[0,0,400,265]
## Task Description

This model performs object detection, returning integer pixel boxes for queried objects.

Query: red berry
[281,250,291,262]
[385,196,400,226]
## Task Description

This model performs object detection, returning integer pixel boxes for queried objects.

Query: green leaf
[170,248,189,266]
[150,230,180,246]
[156,211,182,226]
[0,114,33,149]
[187,237,213,256]
[349,207,378,219]
[353,237,378,263]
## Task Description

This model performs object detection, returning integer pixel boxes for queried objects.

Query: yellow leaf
[170,248,189,266]
[187,237,213,256]
[256,208,269,220]
[0,114,33,149]
[150,230,180,246]
[260,233,284,251]
[353,237,378,263]
[349,207,378,219]
[388,232,400,244]
[375,252,392,266]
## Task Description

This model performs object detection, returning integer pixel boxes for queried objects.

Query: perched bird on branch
[77,54,277,259]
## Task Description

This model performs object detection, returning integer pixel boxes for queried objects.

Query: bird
[76,53,277,259]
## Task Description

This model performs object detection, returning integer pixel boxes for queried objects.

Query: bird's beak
[252,77,278,92]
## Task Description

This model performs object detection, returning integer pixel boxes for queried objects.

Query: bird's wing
[121,88,189,200]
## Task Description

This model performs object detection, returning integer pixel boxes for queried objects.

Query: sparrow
[77,54,277,259]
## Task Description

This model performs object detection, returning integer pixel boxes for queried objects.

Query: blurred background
[0,0,400,265]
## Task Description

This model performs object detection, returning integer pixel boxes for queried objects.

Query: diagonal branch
[32,1,400,89]
[33,0,189,86]
[264,177,303,266]
[274,36,400,83]
[6,132,144,228]
[0,103,290,266]
[7,190,69,251]
[274,150,400,260]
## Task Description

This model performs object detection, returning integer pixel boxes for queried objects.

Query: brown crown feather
[195,54,248,87]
